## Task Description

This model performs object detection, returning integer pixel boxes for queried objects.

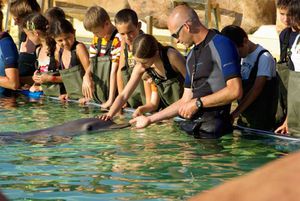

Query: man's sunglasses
[171,24,185,39]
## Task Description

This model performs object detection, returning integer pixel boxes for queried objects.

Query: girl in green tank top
[100,34,186,121]
[49,18,90,101]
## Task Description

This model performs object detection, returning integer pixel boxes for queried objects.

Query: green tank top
[59,41,84,100]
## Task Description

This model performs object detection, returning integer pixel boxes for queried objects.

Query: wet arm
[107,64,145,117]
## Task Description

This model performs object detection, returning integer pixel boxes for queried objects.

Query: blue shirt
[279,27,298,52]
[185,30,240,99]
[0,32,19,94]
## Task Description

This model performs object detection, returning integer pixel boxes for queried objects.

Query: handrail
[172,0,220,30]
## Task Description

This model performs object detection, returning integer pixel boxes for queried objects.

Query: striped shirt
[89,33,122,63]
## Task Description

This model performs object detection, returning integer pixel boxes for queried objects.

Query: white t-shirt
[241,45,276,80]
[291,34,300,72]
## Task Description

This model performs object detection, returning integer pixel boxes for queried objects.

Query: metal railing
[172,0,221,30]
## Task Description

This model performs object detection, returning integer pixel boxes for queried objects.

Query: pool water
[0,96,299,201]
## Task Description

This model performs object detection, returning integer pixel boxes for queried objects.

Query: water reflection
[0,98,293,200]
[0,96,18,109]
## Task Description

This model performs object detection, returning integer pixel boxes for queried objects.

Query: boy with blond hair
[82,6,122,108]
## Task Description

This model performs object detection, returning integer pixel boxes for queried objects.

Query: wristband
[195,97,203,110]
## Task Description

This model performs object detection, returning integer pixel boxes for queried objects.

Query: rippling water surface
[0,96,298,201]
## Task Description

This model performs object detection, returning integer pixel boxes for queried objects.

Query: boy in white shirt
[222,25,277,130]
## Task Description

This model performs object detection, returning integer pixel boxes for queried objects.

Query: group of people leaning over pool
[1,0,300,139]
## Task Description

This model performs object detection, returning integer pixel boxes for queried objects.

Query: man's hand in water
[129,115,151,129]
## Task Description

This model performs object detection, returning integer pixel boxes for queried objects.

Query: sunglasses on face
[171,24,185,39]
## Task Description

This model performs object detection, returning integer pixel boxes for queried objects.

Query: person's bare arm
[101,61,118,108]
[76,43,90,71]
[117,41,126,95]
[231,76,267,119]
[82,64,94,100]
[77,43,93,99]
[0,67,19,90]
[201,77,242,107]
[178,77,242,119]
[35,72,63,84]
[168,48,186,78]
[100,63,145,120]
[132,82,160,117]
[129,88,193,128]
[275,117,288,134]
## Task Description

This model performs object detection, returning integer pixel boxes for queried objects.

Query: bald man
[130,5,242,139]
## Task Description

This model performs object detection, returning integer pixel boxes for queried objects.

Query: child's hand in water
[132,107,143,118]
[97,113,112,121]
[59,94,68,101]
[79,97,90,105]
[129,115,151,129]
[275,118,289,135]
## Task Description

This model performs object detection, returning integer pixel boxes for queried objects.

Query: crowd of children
[0,0,300,138]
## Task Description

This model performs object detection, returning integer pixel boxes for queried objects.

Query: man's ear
[184,23,190,33]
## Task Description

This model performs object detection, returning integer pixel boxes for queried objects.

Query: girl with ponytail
[23,13,63,96]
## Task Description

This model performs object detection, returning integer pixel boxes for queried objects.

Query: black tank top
[59,41,80,69]
[145,45,179,85]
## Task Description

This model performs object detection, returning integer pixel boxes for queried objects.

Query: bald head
[167,5,200,30]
